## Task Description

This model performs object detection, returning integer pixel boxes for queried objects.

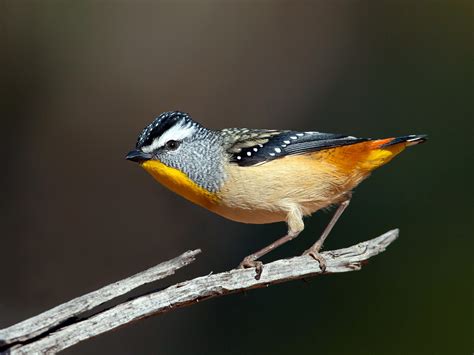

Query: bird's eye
[165,140,180,151]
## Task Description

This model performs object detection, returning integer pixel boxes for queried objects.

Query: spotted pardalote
[126,111,426,279]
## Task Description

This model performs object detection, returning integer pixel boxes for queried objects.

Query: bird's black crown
[136,111,194,149]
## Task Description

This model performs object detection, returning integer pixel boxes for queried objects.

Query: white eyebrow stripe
[141,121,197,153]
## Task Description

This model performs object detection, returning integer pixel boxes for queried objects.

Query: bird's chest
[141,160,219,209]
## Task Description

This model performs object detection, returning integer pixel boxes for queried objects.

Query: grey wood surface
[1,229,398,354]
[0,250,200,349]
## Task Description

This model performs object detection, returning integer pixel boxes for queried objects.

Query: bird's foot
[303,248,327,272]
[238,256,263,280]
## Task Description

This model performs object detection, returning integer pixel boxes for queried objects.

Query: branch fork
[0,229,399,354]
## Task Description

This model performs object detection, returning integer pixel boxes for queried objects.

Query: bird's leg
[239,231,300,279]
[239,206,304,280]
[303,199,351,272]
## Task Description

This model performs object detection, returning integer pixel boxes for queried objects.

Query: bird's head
[126,111,225,193]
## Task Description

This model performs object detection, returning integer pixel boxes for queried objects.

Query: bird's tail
[375,134,427,148]
[359,134,427,171]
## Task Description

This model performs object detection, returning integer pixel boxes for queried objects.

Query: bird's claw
[303,249,327,272]
[238,257,264,280]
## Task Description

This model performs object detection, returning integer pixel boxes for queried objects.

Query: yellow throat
[140,160,219,209]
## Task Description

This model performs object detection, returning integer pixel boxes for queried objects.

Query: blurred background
[1,1,472,354]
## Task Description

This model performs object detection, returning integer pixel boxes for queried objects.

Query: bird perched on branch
[126,111,426,279]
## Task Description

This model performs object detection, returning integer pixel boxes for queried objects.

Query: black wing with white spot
[223,129,369,166]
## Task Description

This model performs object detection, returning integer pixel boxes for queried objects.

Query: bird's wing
[222,128,369,166]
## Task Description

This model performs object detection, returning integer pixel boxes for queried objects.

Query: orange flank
[315,135,426,174]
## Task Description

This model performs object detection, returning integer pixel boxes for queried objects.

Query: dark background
[1,1,472,354]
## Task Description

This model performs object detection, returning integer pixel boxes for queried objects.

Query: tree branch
[0,229,398,354]
[0,251,200,350]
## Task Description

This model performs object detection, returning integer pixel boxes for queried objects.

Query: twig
[0,251,200,347]
[0,229,398,354]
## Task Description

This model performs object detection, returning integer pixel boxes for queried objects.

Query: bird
[126,111,426,279]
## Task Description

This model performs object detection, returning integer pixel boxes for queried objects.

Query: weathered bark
[0,229,399,354]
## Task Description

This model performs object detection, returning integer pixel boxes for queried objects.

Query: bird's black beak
[125,150,153,163]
